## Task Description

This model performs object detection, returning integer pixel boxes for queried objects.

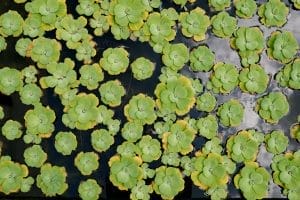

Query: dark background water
[0,0,299,199]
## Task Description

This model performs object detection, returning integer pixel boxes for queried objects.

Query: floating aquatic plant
[271,151,300,200]
[76,0,99,16]
[267,31,299,64]
[0,0,300,199]
[207,185,228,200]
[107,118,121,135]
[130,180,153,200]
[211,11,237,38]
[230,27,264,67]
[217,99,244,127]
[265,130,289,154]
[109,155,143,190]
[0,10,24,37]
[99,80,125,107]
[90,11,110,36]
[162,43,189,71]
[121,122,143,142]
[0,67,23,95]
[79,63,104,90]
[0,36,7,52]
[234,162,270,200]
[196,92,216,112]
[239,64,269,94]
[74,152,99,176]
[78,179,102,200]
[155,75,195,116]
[292,0,300,9]
[161,152,181,167]
[54,131,77,156]
[196,114,218,139]
[258,0,289,27]
[276,59,300,90]
[154,120,172,138]
[162,120,196,155]
[137,135,161,162]
[96,105,115,125]
[23,145,47,168]
[189,45,215,72]
[180,156,193,176]
[91,129,114,153]
[256,92,289,124]
[0,156,34,195]
[75,38,97,64]
[141,163,155,179]
[191,152,235,197]
[131,57,155,80]
[158,67,180,83]
[207,62,239,94]
[191,79,203,95]
[208,0,231,11]
[19,84,42,106]
[179,7,210,41]
[226,130,264,163]
[27,37,62,68]
[23,133,42,144]
[137,11,176,53]
[153,166,184,199]
[22,66,38,84]
[15,38,32,57]
[108,0,148,32]
[25,0,67,31]
[24,105,56,139]
[36,163,68,196]
[62,93,100,130]
[1,120,23,141]
[100,47,130,75]
[23,14,44,38]
[124,94,156,125]
[14,0,28,3]
[55,15,89,49]
[233,0,257,19]
[117,141,138,157]
[202,137,223,155]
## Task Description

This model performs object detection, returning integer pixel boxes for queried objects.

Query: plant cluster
[211,11,237,38]
[265,130,289,154]
[189,45,215,72]
[234,162,270,199]
[191,152,236,198]
[258,0,289,27]
[217,99,244,127]
[0,0,299,199]
[179,8,210,41]
[255,92,289,124]
[226,130,264,163]
[207,62,239,94]
[230,27,265,67]
[0,156,34,195]
[276,58,300,89]
[233,0,257,19]
[267,31,299,64]
[239,64,269,94]
[271,151,300,200]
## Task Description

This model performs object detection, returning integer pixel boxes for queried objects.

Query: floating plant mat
[0,0,300,199]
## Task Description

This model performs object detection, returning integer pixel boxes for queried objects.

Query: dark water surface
[0,0,299,199]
